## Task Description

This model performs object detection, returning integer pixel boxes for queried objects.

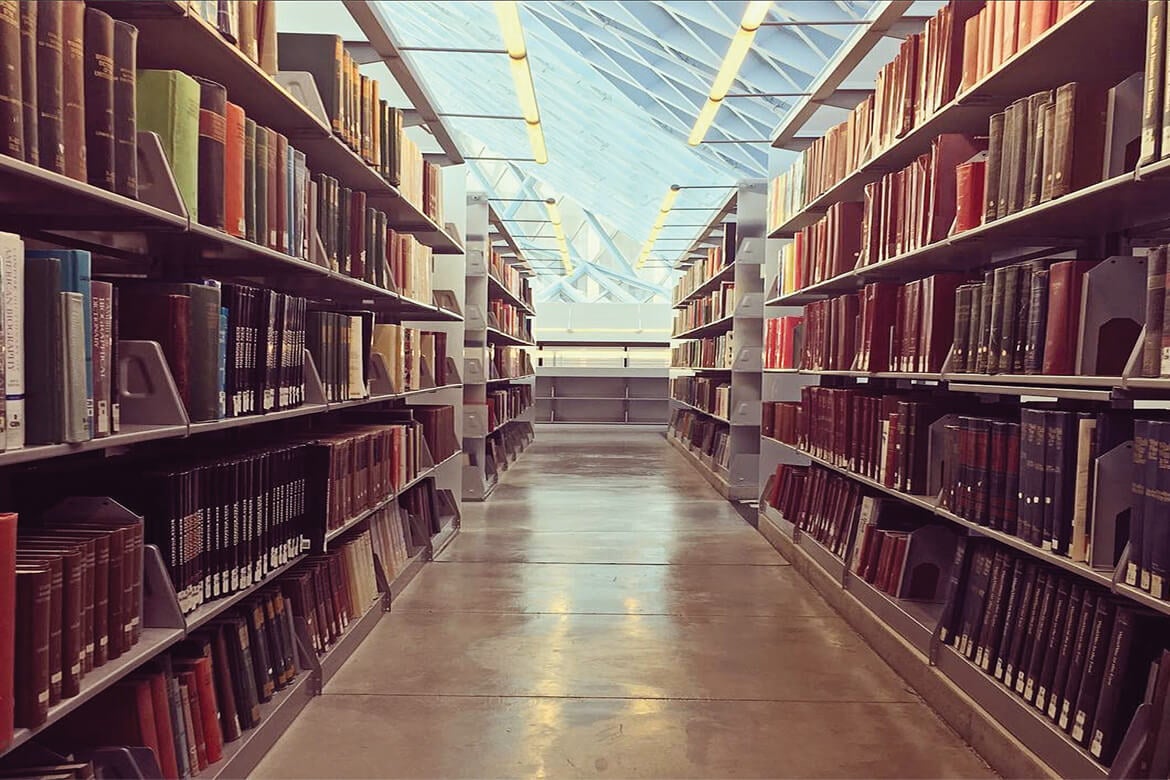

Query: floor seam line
[315,692,921,705]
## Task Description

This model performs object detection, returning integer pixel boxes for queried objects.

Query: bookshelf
[667,182,765,501]
[462,194,537,501]
[757,2,1170,777]
[0,2,473,777]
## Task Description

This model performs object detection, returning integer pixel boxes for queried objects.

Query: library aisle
[254,427,991,778]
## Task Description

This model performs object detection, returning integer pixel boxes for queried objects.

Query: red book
[1030,0,1056,36]
[0,513,14,750]
[1000,0,1019,63]
[274,132,288,253]
[143,671,180,780]
[929,134,985,244]
[1041,260,1096,374]
[954,160,986,233]
[55,679,161,766]
[224,102,246,238]
[922,272,967,372]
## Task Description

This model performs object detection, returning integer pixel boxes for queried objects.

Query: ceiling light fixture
[495,1,548,164]
[545,198,573,273]
[688,1,771,146]
[636,185,681,269]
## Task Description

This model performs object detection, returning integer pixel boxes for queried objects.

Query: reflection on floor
[254,425,993,778]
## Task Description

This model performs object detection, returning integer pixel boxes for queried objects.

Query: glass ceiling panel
[283,1,881,296]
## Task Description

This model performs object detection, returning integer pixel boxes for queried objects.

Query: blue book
[28,249,93,439]
[218,307,228,419]
[286,147,296,254]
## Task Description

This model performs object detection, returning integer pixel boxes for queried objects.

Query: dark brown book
[19,1,36,166]
[1142,0,1166,165]
[992,560,1030,682]
[14,555,62,706]
[1023,268,1049,374]
[1145,246,1167,377]
[243,117,256,243]
[194,77,227,230]
[82,7,114,191]
[13,564,50,728]
[1021,572,1058,702]
[1035,579,1074,713]
[983,111,1003,222]
[1089,607,1161,763]
[255,125,269,249]
[111,20,137,198]
[1070,597,1118,744]
[1048,585,1088,721]
[274,132,287,252]
[60,0,85,182]
[1002,565,1039,686]
[276,33,343,135]
[1052,82,1108,200]
[974,550,1011,671]
[24,255,63,445]
[204,625,242,742]
[0,513,14,751]
[35,0,64,174]
[147,282,221,422]
[0,2,23,160]
[266,127,278,249]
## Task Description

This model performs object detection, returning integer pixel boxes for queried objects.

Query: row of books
[667,408,730,472]
[372,324,450,394]
[782,255,1133,378]
[490,346,534,380]
[412,405,458,465]
[486,386,532,432]
[669,376,729,420]
[763,317,800,370]
[193,0,278,76]
[489,252,533,309]
[778,384,1161,580]
[671,283,734,337]
[941,539,1170,767]
[761,400,800,445]
[0,3,138,196]
[670,332,733,370]
[672,243,730,306]
[489,300,532,342]
[766,0,1083,230]
[4,512,145,736]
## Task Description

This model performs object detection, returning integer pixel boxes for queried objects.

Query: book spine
[1143,0,1167,165]
[60,0,85,182]
[1146,247,1168,377]
[195,78,227,231]
[0,2,24,160]
[35,2,64,175]
[82,8,115,192]
[111,21,137,198]
[17,2,34,165]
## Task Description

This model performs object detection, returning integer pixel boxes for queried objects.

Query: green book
[135,69,200,221]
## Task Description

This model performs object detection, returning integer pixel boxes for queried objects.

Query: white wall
[532,302,671,343]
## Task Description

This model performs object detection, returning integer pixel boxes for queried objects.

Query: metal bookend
[370,552,392,612]
[734,345,763,373]
[1089,440,1135,570]
[1076,255,1146,376]
[418,356,437,390]
[417,435,436,470]
[368,351,398,396]
[466,247,487,276]
[466,304,487,332]
[445,356,463,385]
[275,71,330,127]
[303,348,328,405]
[293,615,323,694]
[143,544,186,630]
[464,356,486,384]
[486,310,501,331]
[117,340,189,426]
[135,131,187,218]
[928,414,962,501]
[463,405,487,438]
[1108,702,1152,779]
[736,236,765,265]
[433,289,462,317]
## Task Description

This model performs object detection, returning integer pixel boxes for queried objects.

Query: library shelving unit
[0,2,471,777]
[462,195,537,501]
[667,182,765,501]
[756,3,1170,778]
[534,342,670,424]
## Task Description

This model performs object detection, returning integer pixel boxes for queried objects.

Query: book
[195,77,227,231]
[0,233,22,449]
[82,8,115,192]
[0,1,22,161]
[1143,0,1167,166]
[136,70,201,221]
[35,0,63,174]
[0,512,14,750]
[111,20,137,198]
[60,0,85,182]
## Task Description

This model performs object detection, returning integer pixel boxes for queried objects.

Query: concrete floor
[253,426,994,778]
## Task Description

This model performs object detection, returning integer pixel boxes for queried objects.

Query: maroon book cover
[1041,260,1096,374]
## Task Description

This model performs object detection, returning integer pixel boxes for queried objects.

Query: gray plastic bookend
[446,356,462,385]
[275,71,330,127]
[433,289,462,317]
[1076,255,1146,376]
[1090,440,1134,570]
[419,356,437,390]
[117,340,189,426]
[135,131,187,218]
[303,348,328,405]
[368,351,398,396]
[143,544,186,630]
